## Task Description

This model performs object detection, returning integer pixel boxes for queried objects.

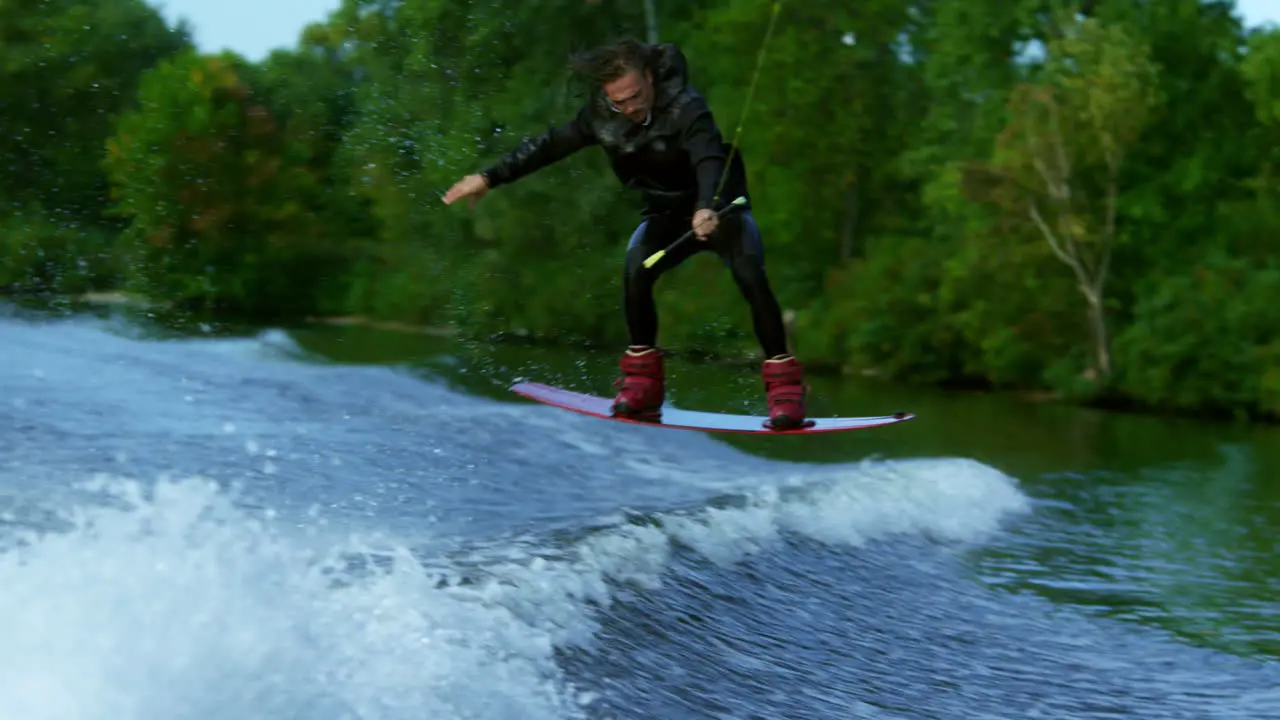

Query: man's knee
[737,211,765,260]
[623,244,644,279]
[623,219,651,283]
[717,211,766,274]
[625,243,664,295]
[626,219,650,252]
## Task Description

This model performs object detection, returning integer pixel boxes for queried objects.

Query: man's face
[603,69,653,123]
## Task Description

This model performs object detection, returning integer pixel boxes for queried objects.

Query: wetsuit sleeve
[679,101,729,210]
[480,106,598,188]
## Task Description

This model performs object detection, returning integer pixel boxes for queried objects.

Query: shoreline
[301,314,457,337]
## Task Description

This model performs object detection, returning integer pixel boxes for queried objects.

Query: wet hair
[569,39,651,87]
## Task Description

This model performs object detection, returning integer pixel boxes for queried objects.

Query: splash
[0,476,589,720]
[471,456,1031,587]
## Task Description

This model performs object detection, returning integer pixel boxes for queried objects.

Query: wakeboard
[509,381,914,435]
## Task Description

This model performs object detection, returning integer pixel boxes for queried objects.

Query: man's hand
[443,173,490,208]
[692,208,718,239]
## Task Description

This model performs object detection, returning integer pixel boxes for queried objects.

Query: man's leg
[612,214,699,417]
[712,211,790,358]
[621,218,661,350]
[712,211,809,429]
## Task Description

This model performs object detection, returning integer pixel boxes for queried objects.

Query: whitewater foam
[0,456,1029,719]
[434,455,1030,644]
[626,456,1027,567]
[0,477,589,720]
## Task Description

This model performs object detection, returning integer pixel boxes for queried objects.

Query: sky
[1238,0,1280,29]
[149,0,1280,63]
[149,0,342,61]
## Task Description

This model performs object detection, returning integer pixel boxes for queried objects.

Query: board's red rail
[509,381,914,435]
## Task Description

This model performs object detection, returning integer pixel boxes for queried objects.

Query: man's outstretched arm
[481,106,598,188]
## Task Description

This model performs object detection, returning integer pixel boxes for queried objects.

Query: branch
[1025,127,1067,203]
[1029,199,1090,288]
[1047,88,1072,198]
[1096,148,1119,291]
[1029,151,1065,202]
[1021,89,1072,209]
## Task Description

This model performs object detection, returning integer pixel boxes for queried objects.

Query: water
[2,301,1278,719]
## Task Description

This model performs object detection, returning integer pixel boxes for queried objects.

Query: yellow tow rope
[642,0,785,269]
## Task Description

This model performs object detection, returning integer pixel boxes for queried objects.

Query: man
[442,39,807,429]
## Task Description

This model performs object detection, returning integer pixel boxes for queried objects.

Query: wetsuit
[479,42,789,358]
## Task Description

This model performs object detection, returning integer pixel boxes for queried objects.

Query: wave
[0,457,1029,719]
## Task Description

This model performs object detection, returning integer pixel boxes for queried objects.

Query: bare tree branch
[1028,200,1087,286]
[1098,150,1118,291]
[1046,91,1072,204]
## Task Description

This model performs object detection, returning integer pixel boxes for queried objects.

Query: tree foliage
[104,50,347,315]
[965,11,1163,387]
[5,0,1280,421]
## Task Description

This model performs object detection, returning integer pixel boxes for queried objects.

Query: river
[2,299,1277,719]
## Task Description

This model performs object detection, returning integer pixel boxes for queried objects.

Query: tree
[104,49,342,315]
[1242,26,1280,190]
[965,11,1161,385]
[686,0,923,293]
[0,0,190,222]
[1243,27,1280,123]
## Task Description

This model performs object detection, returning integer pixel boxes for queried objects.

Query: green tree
[1241,25,1280,184]
[104,50,344,316]
[1091,0,1259,287]
[0,0,190,220]
[0,0,189,292]
[965,12,1162,387]
[1244,27,1280,118]
[9,0,1280,423]
[1111,254,1280,420]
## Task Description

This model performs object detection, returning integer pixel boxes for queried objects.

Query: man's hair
[569,39,651,87]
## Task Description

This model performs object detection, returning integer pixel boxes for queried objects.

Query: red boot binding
[612,346,664,419]
[763,355,809,430]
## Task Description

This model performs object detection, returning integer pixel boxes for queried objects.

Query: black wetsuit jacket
[479,43,750,216]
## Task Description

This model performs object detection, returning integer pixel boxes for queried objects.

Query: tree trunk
[1082,283,1112,381]
[643,0,659,43]
[1028,200,1113,383]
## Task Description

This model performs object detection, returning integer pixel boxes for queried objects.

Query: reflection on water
[975,441,1280,661]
